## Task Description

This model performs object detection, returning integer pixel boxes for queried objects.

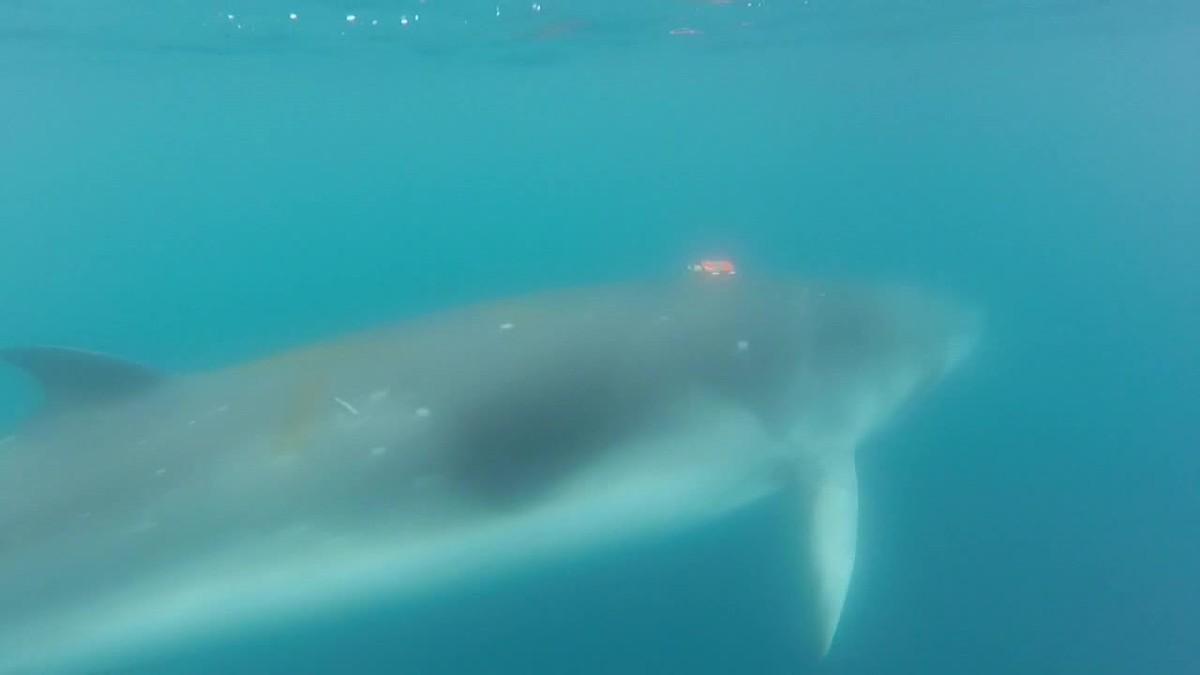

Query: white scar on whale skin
[0,279,978,673]
[332,396,360,416]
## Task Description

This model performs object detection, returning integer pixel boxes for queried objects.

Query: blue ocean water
[1,1,1197,673]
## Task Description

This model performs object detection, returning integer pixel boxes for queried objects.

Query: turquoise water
[2,1,1198,672]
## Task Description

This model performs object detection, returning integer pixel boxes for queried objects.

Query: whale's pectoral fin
[0,346,164,418]
[800,449,858,658]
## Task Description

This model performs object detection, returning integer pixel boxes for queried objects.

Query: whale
[0,277,978,672]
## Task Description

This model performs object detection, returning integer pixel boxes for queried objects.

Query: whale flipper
[805,449,859,657]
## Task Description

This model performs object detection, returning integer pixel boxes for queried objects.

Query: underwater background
[1,1,1197,673]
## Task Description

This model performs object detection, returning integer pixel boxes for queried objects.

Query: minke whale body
[0,278,978,672]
